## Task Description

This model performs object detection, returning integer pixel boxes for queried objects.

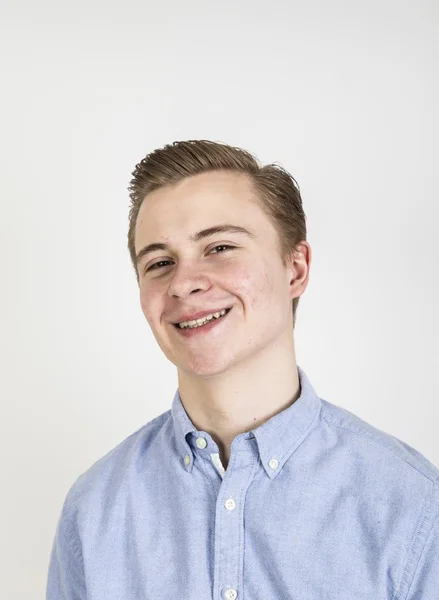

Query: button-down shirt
[46,365,439,599]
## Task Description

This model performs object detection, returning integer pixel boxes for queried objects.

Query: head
[127,140,310,376]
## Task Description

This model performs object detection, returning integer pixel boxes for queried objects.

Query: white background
[0,0,438,597]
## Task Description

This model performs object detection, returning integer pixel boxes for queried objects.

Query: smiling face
[134,170,306,377]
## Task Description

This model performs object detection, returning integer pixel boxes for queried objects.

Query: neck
[176,332,300,469]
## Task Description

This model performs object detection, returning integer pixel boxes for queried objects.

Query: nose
[167,263,212,299]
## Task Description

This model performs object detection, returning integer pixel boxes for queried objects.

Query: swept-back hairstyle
[127,140,307,329]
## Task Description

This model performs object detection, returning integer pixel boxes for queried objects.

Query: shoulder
[319,397,439,487]
[315,400,439,599]
[63,409,172,514]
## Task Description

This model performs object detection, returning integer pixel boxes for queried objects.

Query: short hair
[127,140,307,329]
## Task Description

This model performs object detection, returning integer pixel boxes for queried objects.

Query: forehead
[134,171,272,249]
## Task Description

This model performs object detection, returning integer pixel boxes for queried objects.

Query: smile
[175,307,232,329]
[172,307,232,336]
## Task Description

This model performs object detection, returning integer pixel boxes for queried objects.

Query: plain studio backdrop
[0,0,438,597]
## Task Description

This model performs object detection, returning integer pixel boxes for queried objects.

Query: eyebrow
[135,224,256,266]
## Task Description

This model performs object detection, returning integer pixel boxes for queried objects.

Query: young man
[47,140,439,599]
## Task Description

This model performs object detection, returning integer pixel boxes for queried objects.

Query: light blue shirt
[46,365,439,599]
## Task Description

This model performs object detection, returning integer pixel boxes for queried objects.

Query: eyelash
[146,245,235,272]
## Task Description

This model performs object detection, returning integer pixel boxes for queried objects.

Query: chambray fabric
[46,365,439,599]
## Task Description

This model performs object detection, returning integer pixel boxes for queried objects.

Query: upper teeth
[177,309,228,328]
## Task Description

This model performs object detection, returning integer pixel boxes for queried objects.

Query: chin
[179,354,235,378]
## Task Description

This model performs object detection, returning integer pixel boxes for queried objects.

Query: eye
[146,260,172,272]
[145,245,235,273]
[209,244,235,254]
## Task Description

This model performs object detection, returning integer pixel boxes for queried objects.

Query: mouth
[172,307,232,329]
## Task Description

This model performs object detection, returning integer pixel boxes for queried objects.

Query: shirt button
[224,498,236,510]
[223,588,237,599]
[184,454,191,465]
[196,437,207,449]
[268,458,279,470]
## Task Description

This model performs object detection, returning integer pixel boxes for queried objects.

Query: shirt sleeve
[46,495,87,600]
[404,483,439,599]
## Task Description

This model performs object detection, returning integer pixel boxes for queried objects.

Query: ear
[287,241,312,301]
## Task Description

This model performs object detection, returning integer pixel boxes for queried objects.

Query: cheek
[139,286,159,323]
[227,263,274,310]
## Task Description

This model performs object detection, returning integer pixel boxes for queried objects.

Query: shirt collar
[171,364,322,479]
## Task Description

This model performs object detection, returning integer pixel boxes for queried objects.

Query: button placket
[213,437,258,600]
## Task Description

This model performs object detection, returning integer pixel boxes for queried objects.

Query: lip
[170,306,232,325]
[173,307,232,337]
